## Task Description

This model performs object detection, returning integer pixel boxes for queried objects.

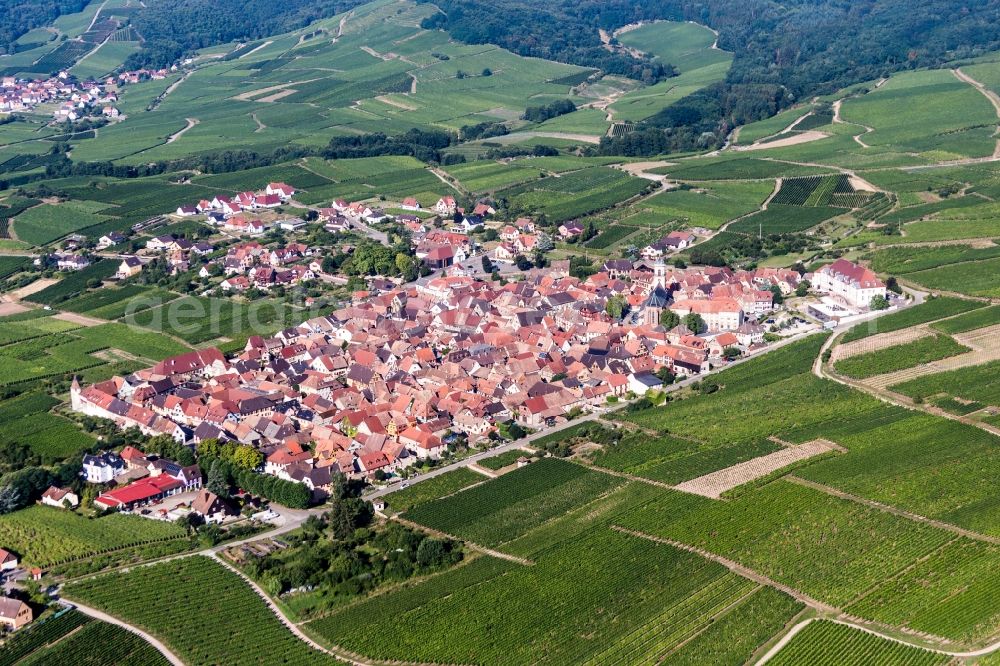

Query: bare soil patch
[0,302,29,316]
[232,79,319,102]
[736,131,830,151]
[257,89,299,103]
[618,161,675,181]
[848,175,875,192]
[92,348,145,363]
[6,278,57,301]
[673,440,842,499]
[54,311,106,327]
[833,327,933,361]
[374,95,416,111]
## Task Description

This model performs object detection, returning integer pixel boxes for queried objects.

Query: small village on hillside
[67,223,890,510]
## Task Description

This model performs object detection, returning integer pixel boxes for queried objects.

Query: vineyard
[854,192,896,220]
[0,505,187,567]
[404,458,622,546]
[617,481,953,607]
[310,528,787,665]
[0,256,29,280]
[0,609,89,666]
[476,450,525,471]
[23,259,118,305]
[384,467,483,513]
[15,618,170,666]
[891,359,1000,406]
[665,587,804,665]
[871,244,1000,275]
[728,204,841,234]
[62,556,335,666]
[589,432,782,485]
[59,285,178,320]
[766,621,947,665]
[833,333,970,379]
[32,40,91,73]
[110,26,141,42]
[584,223,639,249]
[128,295,308,344]
[0,388,93,459]
[794,410,1000,538]
[903,256,1000,298]
[12,202,115,247]
[658,157,836,180]
[930,305,1000,334]
[0,323,186,387]
[0,197,40,239]
[499,167,651,223]
[846,538,1000,644]
[840,297,985,342]
[771,175,860,207]
[794,108,834,130]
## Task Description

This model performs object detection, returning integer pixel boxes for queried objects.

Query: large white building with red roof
[812,259,886,308]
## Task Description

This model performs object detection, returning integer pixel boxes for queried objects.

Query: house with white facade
[812,259,886,308]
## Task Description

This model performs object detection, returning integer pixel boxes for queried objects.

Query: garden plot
[674,439,843,498]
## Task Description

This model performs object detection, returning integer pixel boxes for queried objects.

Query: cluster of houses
[67,254,813,490]
[214,240,317,292]
[0,65,178,119]
[0,72,118,119]
[640,231,698,258]
[493,218,550,263]
[175,182,297,224]
[80,448,202,512]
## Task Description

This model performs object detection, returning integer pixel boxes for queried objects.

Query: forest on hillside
[424,0,1000,151]
[0,0,88,54]
[121,0,369,68]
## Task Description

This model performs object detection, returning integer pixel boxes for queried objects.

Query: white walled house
[812,259,886,308]
[81,452,125,483]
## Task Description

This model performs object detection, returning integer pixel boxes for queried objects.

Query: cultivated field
[403,458,622,546]
[0,505,186,567]
[63,555,335,666]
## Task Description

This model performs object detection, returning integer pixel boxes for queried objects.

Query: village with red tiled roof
[68,245,820,490]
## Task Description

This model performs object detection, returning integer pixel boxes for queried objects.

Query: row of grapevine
[110,26,141,42]
[581,574,755,664]
[830,192,875,208]
[403,458,621,546]
[63,556,334,666]
[772,174,861,208]
[855,192,897,220]
[768,621,947,665]
[17,619,169,666]
[0,609,89,666]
